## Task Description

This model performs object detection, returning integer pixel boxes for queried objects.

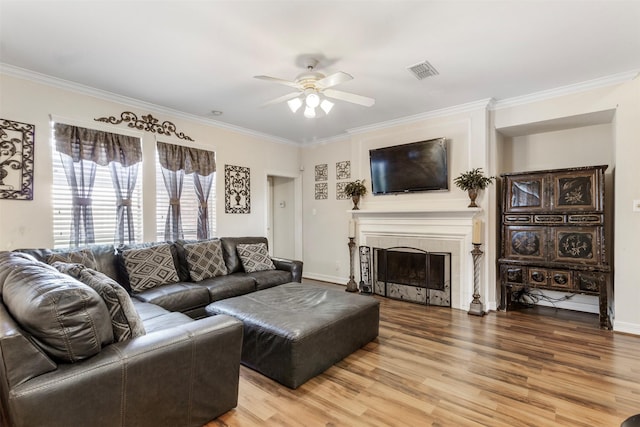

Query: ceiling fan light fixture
[303,106,316,118]
[305,91,320,108]
[320,99,334,114]
[287,97,303,113]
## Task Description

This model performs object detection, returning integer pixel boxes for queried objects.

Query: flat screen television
[369,137,448,195]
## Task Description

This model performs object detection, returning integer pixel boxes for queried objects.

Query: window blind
[52,153,143,248]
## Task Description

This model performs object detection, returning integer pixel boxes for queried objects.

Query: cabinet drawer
[574,271,605,294]
[501,265,526,284]
[528,268,573,290]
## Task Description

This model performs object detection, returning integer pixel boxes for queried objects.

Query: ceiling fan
[254,58,375,118]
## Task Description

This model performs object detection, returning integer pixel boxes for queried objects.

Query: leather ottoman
[205,282,379,389]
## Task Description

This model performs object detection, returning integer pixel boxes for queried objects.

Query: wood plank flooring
[207,281,640,426]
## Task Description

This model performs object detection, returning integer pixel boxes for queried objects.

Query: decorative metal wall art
[94,111,194,141]
[224,164,250,213]
[336,160,351,180]
[0,118,35,200]
[336,182,349,200]
[315,182,328,200]
[315,163,328,181]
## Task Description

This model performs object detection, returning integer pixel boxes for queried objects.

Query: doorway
[266,174,300,260]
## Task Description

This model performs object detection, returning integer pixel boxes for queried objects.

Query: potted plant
[344,179,368,210]
[453,168,496,207]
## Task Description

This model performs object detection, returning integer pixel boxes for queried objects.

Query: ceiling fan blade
[323,89,375,107]
[254,75,301,89]
[260,92,301,108]
[315,71,353,89]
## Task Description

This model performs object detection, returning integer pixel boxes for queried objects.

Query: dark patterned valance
[157,141,216,176]
[54,123,142,166]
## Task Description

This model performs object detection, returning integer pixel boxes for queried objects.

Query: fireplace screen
[369,247,451,306]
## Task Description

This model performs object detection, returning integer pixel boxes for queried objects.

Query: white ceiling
[1,1,639,144]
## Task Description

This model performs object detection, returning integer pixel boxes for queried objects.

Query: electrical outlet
[335,261,341,271]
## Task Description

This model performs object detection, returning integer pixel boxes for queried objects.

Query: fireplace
[370,247,451,306]
[352,207,482,311]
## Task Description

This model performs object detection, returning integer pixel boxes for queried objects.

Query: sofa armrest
[6,315,243,427]
[271,257,303,283]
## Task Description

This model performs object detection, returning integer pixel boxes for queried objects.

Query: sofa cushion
[197,274,257,302]
[183,239,228,281]
[237,243,276,273]
[45,248,98,270]
[122,244,180,292]
[52,262,146,342]
[0,252,113,363]
[132,282,211,313]
[248,269,294,291]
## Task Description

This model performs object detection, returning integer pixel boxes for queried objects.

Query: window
[155,145,216,241]
[52,148,143,249]
[155,164,217,240]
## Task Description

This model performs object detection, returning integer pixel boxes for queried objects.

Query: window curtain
[54,123,141,247]
[157,141,216,240]
[110,162,139,244]
[193,173,213,239]
[59,157,97,246]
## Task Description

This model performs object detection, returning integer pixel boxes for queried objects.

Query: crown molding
[0,62,299,147]
[345,98,495,137]
[492,70,640,110]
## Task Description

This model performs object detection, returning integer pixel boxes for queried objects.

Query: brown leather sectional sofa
[0,236,303,427]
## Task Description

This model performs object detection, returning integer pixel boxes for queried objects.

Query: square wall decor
[0,118,35,200]
[336,160,351,180]
[315,164,328,181]
[225,164,250,214]
[336,182,350,200]
[315,182,328,200]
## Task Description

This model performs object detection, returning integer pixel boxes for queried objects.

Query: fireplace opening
[369,247,451,306]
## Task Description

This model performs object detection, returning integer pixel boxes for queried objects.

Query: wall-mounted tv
[369,137,448,195]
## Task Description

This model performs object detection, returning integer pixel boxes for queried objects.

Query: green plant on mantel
[344,179,368,210]
[453,168,496,208]
[453,168,495,191]
[343,179,368,197]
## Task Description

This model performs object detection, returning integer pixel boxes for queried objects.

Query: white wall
[0,72,301,250]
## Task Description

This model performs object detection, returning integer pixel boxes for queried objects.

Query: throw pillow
[46,248,98,270]
[184,239,228,281]
[236,242,276,273]
[122,244,180,292]
[52,262,146,342]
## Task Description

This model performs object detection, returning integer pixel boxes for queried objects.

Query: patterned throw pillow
[184,240,228,281]
[52,262,146,342]
[46,248,98,270]
[236,243,276,273]
[122,244,180,292]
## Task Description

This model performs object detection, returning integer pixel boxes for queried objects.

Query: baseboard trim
[613,321,640,336]
[302,273,345,285]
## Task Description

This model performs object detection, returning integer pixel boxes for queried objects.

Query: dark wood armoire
[498,165,612,329]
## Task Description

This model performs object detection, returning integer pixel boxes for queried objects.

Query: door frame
[264,170,303,261]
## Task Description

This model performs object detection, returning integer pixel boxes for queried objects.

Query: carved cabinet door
[551,168,602,212]
[503,174,549,213]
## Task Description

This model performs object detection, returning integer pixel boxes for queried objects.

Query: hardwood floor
[207,281,640,426]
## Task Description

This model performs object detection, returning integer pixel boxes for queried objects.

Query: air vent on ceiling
[407,60,439,80]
